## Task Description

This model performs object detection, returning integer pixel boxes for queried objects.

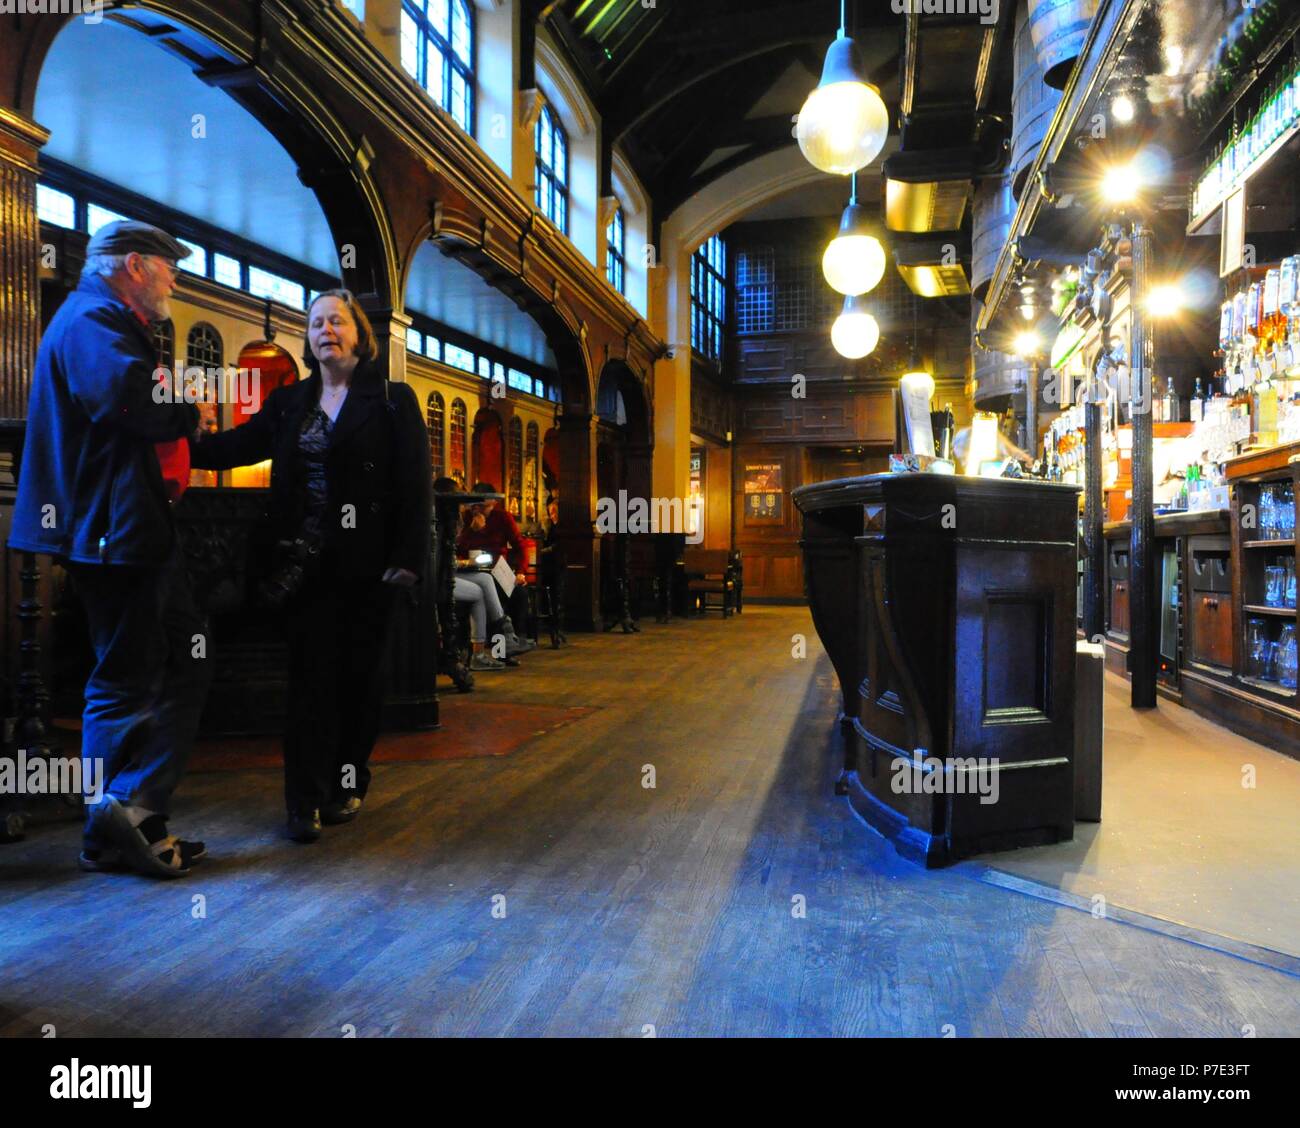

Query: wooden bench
[683,547,737,618]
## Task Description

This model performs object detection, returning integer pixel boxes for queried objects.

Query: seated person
[455,572,512,671]
[456,481,535,653]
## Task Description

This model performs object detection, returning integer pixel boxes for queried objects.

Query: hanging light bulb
[831,294,879,359]
[797,5,889,176]
[822,173,886,295]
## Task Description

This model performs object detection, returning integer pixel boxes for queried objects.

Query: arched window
[152,319,175,370]
[401,0,475,135]
[525,421,540,525]
[449,398,468,489]
[426,392,446,479]
[507,415,523,518]
[534,104,568,234]
[606,203,625,295]
[186,321,223,370]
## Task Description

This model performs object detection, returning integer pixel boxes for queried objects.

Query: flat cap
[85,220,192,263]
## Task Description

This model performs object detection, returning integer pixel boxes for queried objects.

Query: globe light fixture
[1147,282,1186,317]
[797,5,889,176]
[1100,161,1140,204]
[822,174,886,295]
[1013,329,1043,357]
[831,294,880,359]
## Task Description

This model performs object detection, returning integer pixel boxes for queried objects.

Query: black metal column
[1025,358,1040,463]
[1129,222,1157,708]
[1083,399,1105,640]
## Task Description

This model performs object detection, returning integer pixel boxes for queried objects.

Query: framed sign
[743,462,783,524]
[689,449,705,542]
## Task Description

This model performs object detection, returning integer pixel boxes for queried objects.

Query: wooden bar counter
[794,473,1082,866]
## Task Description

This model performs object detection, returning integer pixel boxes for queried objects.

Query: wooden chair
[683,547,737,617]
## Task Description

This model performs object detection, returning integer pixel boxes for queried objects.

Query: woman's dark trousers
[282,575,397,814]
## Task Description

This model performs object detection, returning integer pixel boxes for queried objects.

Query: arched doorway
[19,8,423,731]
[472,408,505,493]
[596,360,653,504]
[400,232,604,629]
[595,361,653,624]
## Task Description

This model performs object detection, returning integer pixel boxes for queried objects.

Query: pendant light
[831,294,879,359]
[797,0,889,176]
[822,172,886,295]
[899,299,932,400]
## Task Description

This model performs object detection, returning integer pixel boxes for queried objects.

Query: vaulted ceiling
[541,0,1016,226]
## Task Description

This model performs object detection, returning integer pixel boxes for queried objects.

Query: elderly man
[9,220,211,879]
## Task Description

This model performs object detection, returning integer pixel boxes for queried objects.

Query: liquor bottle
[1163,378,1179,423]
[1263,267,1282,353]
[1282,256,1299,368]
[1191,377,1204,423]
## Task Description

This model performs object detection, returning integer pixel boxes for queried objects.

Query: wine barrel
[1028,0,1099,90]
[1011,2,1063,200]
[971,172,1015,303]
[971,300,1028,411]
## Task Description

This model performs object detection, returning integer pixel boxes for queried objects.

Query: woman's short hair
[303,288,378,374]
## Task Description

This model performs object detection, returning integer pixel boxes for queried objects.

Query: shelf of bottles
[1192,58,1300,225]
[1211,259,1300,443]
[1239,473,1299,694]
[1044,405,1115,488]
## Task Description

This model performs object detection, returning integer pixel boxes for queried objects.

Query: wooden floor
[1,606,1298,1037]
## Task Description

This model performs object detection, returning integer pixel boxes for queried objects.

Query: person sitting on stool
[456,481,534,655]
[454,571,515,671]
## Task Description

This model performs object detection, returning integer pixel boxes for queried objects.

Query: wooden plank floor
[1,606,1298,1037]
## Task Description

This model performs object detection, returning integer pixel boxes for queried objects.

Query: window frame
[401,0,476,136]
[534,104,569,234]
[606,204,626,295]
[691,234,727,364]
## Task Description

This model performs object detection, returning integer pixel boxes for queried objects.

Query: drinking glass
[1279,625,1299,691]
[1247,618,1269,677]
[1283,486,1297,539]
[1287,558,1297,609]
[1265,565,1285,606]
[1264,641,1280,682]
[1260,486,1276,539]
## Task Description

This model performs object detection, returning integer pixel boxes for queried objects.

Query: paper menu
[492,554,516,597]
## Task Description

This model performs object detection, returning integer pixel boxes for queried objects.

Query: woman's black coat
[191,361,431,581]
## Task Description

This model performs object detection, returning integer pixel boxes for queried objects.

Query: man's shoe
[286,809,322,843]
[470,652,506,671]
[91,799,191,879]
[79,839,206,873]
[321,796,363,825]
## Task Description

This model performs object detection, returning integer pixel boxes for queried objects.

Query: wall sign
[744,462,783,523]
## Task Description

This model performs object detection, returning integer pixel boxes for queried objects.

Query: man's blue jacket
[9,273,197,566]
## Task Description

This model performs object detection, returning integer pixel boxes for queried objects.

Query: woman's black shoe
[286,809,322,842]
[321,796,363,825]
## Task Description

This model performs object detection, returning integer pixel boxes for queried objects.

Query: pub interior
[0,0,1298,1054]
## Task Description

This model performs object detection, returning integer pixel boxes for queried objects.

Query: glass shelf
[1244,604,1297,616]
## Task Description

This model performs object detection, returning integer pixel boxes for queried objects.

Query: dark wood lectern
[794,473,1081,866]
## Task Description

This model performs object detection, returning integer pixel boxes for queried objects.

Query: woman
[191,290,431,842]
[454,571,510,671]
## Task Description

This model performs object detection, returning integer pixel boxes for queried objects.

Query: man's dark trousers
[66,547,211,843]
